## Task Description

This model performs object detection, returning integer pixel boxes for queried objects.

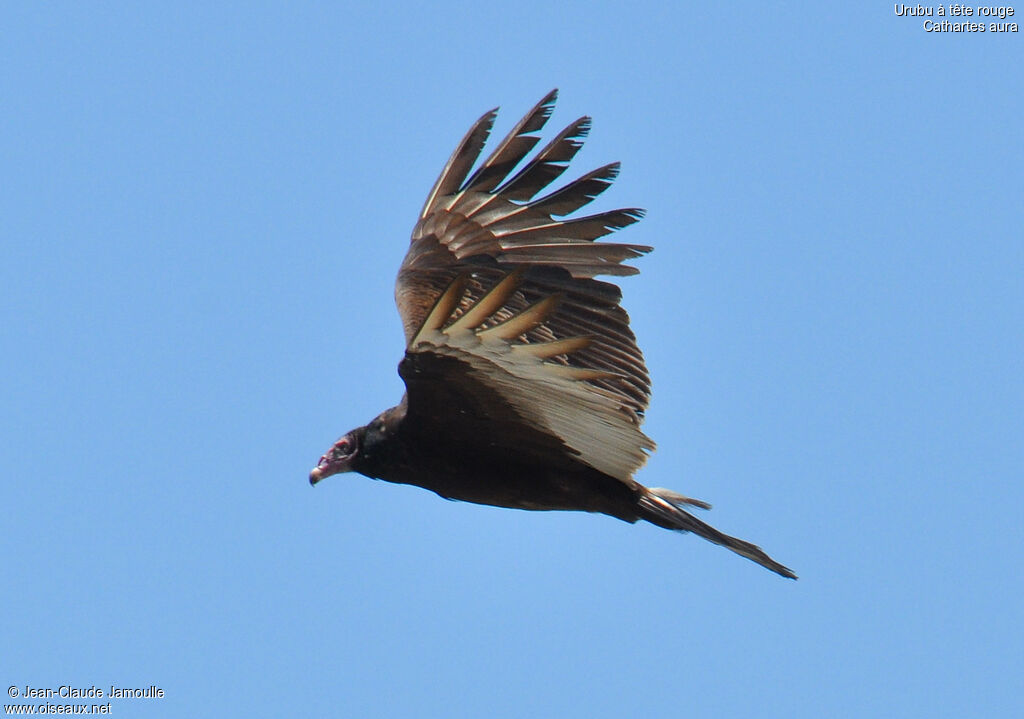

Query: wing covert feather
[396,90,653,420]
[399,275,654,481]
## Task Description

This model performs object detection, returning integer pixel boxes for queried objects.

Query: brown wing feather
[400,274,654,481]
[395,91,652,419]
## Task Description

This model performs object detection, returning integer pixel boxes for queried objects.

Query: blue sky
[3,2,1022,717]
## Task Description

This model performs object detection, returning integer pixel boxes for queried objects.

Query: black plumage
[311,90,795,579]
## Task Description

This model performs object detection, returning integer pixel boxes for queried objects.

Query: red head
[309,427,365,485]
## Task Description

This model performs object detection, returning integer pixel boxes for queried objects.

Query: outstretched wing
[399,274,655,482]
[395,90,653,421]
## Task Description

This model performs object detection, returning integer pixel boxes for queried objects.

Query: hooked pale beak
[309,449,356,486]
[309,464,326,485]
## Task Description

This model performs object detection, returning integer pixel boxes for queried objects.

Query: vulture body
[311,90,795,579]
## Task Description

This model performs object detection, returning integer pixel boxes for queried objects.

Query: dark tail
[638,488,797,579]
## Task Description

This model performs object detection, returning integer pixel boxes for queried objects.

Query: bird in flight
[310,90,795,579]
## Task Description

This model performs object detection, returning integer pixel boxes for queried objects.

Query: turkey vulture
[311,90,796,579]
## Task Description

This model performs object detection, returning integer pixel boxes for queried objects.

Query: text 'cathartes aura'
[311,90,795,579]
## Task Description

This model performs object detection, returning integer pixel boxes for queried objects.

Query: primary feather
[311,90,796,579]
